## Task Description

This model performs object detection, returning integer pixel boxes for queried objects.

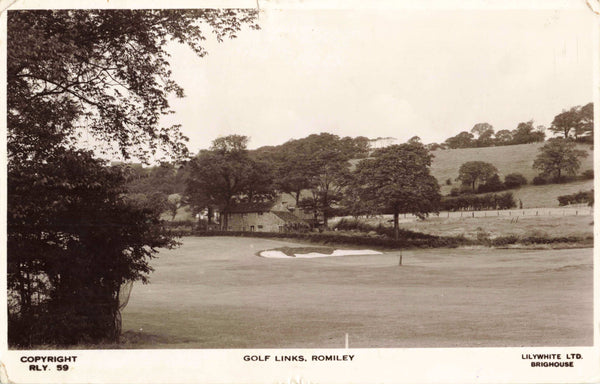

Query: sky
[161,7,595,153]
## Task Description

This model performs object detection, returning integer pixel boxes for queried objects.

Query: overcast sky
[162,7,594,152]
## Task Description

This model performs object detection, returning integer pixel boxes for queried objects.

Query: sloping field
[120,237,593,348]
[429,143,593,196]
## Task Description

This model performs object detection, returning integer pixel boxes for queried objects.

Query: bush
[440,192,516,211]
[477,174,504,193]
[445,178,452,185]
[581,169,594,180]
[557,190,594,206]
[504,173,527,189]
[193,229,470,248]
[532,176,547,185]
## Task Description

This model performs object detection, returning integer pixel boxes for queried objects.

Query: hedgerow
[192,230,471,248]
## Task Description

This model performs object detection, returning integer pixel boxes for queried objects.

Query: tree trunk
[207,207,213,225]
[393,212,399,240]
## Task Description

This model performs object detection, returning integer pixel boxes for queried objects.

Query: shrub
[581,169,594,180]
[504,173,527,189]
[532,176,547,185]
[445,178,452,186]
[477,174,504,193]
[440,192,516,211]
[557,190,594,206]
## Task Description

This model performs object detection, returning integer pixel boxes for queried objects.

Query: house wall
[226,212,285,232]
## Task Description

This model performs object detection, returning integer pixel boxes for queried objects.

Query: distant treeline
[426,102,593,151]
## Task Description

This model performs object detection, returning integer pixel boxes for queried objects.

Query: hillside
[429,143,594,208]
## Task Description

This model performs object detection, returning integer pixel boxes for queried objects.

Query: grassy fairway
[120,237,592,348]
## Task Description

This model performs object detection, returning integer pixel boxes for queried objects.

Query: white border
[0,1,598,383]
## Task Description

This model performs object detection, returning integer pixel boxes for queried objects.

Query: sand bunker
[260,249,382,259]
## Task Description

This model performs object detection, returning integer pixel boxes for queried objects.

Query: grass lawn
[120,236,593,348]
[429,143,593,195]
[401,214,593,240]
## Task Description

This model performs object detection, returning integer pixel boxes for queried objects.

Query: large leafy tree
[533,138,588,182]
[349,143,440,239]
[456,161,499,191]
[296,133,353,228]
[8,9,259,346]
[549,103,593,141]
[444,131,474,149]
[471,123,495,147]
[185,135,274,229]
[8,9,259,161]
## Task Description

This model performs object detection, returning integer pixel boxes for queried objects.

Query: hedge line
[192,230,469,248]
[440,192,516,211]
[188,230,591,248]
[557,190,594,207]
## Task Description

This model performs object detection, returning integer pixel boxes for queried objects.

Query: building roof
[271,210,309,225]
[227,201,275,213]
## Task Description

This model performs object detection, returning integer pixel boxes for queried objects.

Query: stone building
[225,201,310,232]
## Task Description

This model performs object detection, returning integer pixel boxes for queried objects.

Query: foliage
[581,169,594,180]
[549,103,593,142]
[348,142,441,239]
[456,161,499,190]
[532,176,547,185]
[444,131,474,149]
[557,190,594,207]
[511,121,545,145]
[8,150,177,346]
[185,135,275,228]
[532,138,588,182]
[7,9,259,346]
[470,122,495,147]
[503,173,528,189]
[440,192,516,211]
[477,174,504,193]
[193,230,468,249]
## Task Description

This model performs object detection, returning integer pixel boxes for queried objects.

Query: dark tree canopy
[532,138,588,181]
[349,142,441,239]
[471,123,494,147]
[8,9,259,162]
[549,103,593,142]
[444,131,474,149]
[7,9,259,346]
[456,161,499,191]
[185,135,275,228]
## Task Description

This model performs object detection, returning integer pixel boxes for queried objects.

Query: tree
[471,123,495,147]
[300,134,353,228]
[268,139,315,206]
[578,102,594,142]
[512,120,544,144]
[503,173,528,189]
[444,131,474,149]
[185,136,274,229]
[8,10,259,162]
[349,143,441,240]
[532,138,588,182]
[8,150,177,346]
[549,103,593,141]
[494,129,513,146]
[8,9,259,346]
[550,107,580,139]
[456,161,499,191]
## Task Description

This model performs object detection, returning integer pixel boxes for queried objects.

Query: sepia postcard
[0,0,598,383]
